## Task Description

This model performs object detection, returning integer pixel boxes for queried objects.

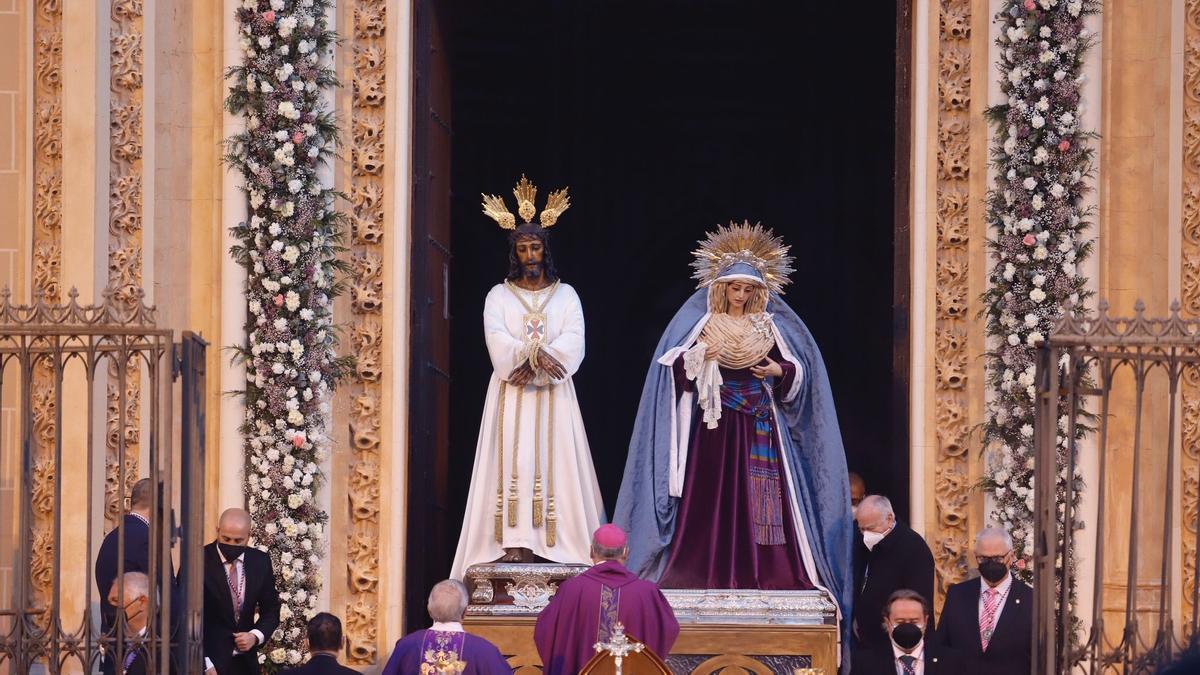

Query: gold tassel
[546,498,557,547]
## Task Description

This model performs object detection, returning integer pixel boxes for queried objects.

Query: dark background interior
[442,0,903,574]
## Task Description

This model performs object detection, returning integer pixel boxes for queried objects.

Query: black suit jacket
[853,521,935,649]
[203,543,282,675]
[849,641,964,675]
[936,576,1033,675]
[279,654,359,675]
[96,515,151,633]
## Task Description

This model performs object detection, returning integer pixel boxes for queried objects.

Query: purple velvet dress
[659,347,814,590]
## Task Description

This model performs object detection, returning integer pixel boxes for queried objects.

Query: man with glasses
[936,527,1032,675]
[850,589,962,674]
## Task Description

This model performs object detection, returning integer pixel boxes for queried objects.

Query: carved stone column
[930,0,974,606]
[1182,0,1200,625]
[344,0,387,664]
[106,0,145,529]
[30,0,64,623]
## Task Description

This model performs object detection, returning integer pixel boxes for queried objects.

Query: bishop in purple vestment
[381,580,510,674]
[534,525,679,675]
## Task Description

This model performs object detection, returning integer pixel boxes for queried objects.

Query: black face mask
[891,622,923,650]
[979,559,1010,583]
[218,542,247,560]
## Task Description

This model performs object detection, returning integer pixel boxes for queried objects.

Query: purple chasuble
[534,560,680,675]
[382,629,511,674]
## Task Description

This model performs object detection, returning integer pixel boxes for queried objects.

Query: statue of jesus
[450,176,605,580]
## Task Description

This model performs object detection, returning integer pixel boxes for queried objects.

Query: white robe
[450,282,605,579]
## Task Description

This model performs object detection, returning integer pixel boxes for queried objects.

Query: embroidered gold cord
[533,385,544,528]
[547,383,556,547]
[508,385,522,528]
[701,312,775,369]
[495,381,506,543]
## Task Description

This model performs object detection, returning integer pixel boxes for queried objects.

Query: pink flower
[1023,233,1037,246]
[274,294,285,307]
[1016,558,1028,571]
[1023,0,1035,9]
[263,10,276,22]
[292,434,305,448]
[1058,139,1070,152]
[292,131,305,144]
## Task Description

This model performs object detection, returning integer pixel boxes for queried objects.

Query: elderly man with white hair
[852,494,935,649]
[936,526,1033,675]
[381,579,510,673]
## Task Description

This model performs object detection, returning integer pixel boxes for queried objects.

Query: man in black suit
[850,589,963,675]
[853,495,935,649]
[279,613,357,675]
[203,508,281,675]
[936,527,1033,675]
[96,479,154,636]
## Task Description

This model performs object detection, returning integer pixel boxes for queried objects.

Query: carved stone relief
[105,0,144,529]
[30,0,64,625]
[346,0,386,664]
[1181,0,1200,621]
[932,0,973,607]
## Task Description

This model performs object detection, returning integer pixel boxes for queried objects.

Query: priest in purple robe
[381,579,510,674]
[534,525,679,674]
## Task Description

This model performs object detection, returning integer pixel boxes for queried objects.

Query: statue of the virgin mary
[613,221,854,635]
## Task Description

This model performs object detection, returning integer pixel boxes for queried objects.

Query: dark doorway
[408,0,910,630]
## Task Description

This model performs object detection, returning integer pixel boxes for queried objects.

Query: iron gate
[0,289,206,674]
[1034,300,1200,674]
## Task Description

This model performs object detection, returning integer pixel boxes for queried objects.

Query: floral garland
[981,0,1098,588]
[225,0,351,669]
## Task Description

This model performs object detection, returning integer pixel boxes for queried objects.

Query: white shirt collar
[980,572,1014,597]
[431,621,464,633]
[891,638,924,663]
[130,512,150,527]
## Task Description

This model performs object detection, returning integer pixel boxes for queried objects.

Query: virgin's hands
[750,357,784,380]
[704,340,723,360]
[540,352,567,380]
[508,362,536,386]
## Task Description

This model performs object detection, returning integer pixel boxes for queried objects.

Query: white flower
[300,308,315,321]
[278,101,301,121]
[1030,288,1047,303]
[1026,331,1044,346]
[1009,67,1024,84]
[1036,96,1050,112]
[1033,147,1048,165]
[1061,111,1076,126]
[1021,424,1034,438]
[273,318,287,331]
[1033,246,1049,261]
[270,648,287,664]
[282,245,300,264]
[1031,114,1045,129]
[1004,137,1017,156]
[1008,334,1021,346]
[288,409,304,426]
[298,39,314,54]
[1054,69,1067,82]
[1024,313,1038,328]
[287,493,304,509]
[287,179,303,194]
[1031,194,1044,211]
[258,36,271,49]
[1040,26,1052,38]
[1050,183,1066,199]
[1003,263,1017,282]
[270,0,285,9]
[279,16,299,38]
[281,202,295,217]
[1039,51,1054,64]
[1032,274,1046,287]
[1023,177,1038,191]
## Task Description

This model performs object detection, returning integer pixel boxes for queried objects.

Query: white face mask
[863,529,887,551]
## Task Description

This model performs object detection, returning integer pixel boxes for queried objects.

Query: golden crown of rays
[691,221,795,295]
[481,175,571,230]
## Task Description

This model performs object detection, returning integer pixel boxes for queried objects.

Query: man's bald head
[427,579,469,623]
[855,494,896,534]
[217,508,251,545]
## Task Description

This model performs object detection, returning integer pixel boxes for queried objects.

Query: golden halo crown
[481,174,571,230]
[691,221,795,295]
